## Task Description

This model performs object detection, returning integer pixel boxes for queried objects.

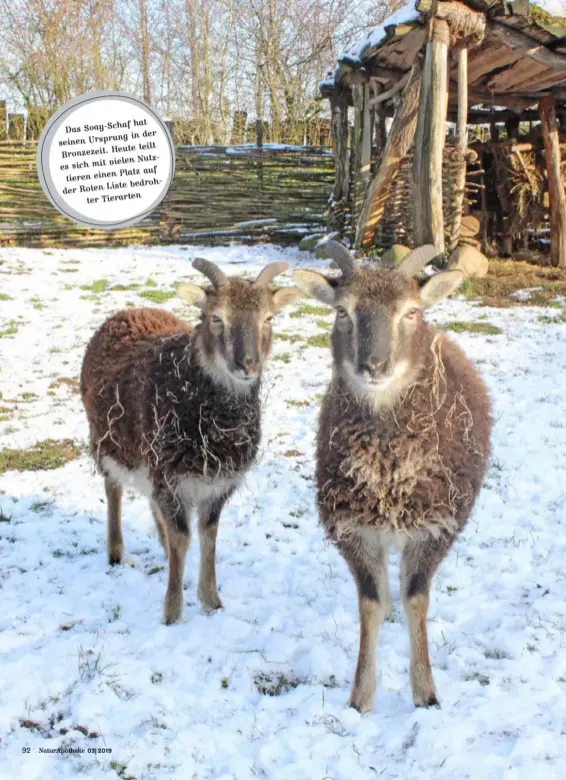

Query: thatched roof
[320,0,566,114]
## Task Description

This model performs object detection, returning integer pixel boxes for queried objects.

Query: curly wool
[317,325,492,541]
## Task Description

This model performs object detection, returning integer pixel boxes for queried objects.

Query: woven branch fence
[0,142,333,247]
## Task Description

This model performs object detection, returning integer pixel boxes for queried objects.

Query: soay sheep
[81,258,301,624]
[293,242,492,711]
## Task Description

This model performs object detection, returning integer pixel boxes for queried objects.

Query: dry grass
[463,260,566,307]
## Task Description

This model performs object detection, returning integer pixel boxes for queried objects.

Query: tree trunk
[539,96,566,268]
[139,0,152,105]
[413,19,449,255]
[329,90,350,232]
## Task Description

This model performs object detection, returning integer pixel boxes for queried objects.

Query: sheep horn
[324,240,359,281]
[254,262,289,287]
[396,245,438,278]
[192,257,228,289]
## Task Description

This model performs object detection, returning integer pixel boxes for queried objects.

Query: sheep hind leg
[338,529,389,713]
[401,534,450,708]
[197,493,232,612]
[105,475,124,565]
[150,500,168,558]
[154,492,191,625]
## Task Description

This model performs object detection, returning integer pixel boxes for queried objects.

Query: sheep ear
[178,283,207,309]
[271,286,303,312]
[419,270,465,309]
[292,270,335,305]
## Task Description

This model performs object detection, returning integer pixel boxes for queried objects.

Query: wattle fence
[0,142,333,247]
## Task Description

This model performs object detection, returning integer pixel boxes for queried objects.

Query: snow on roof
[339,1,419,66]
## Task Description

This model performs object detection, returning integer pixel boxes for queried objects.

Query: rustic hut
[320,0,566,267]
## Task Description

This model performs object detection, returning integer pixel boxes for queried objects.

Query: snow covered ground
[0,243,565,780]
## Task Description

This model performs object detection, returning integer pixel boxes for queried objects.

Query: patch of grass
[110,283,141,291]
[145,277,158,287]
[109,760,136,780]
[274,332,304,344]
[254,671,302,696]
[0,320,19,338]
[290,304,331,318]
[305,332,330,348]
[315,319,332,331]
[139,289,176,304]
[464,670,490,687]
[441,321,502,335]
[151,672,163,684]
[21,392,37,401]
[148,565,165,575]
[0,293,12,301]
[0,439,83,474]
[221,677,229,689]
[484,648,511,660]
[538,312,566,324]
[285,399,310,408]
[80,279,110,294]
[273,352,291,363]
[48,376,80,395]
[462,260,566,308]
[29,296,46,310]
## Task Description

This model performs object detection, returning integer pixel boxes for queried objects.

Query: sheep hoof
[198,589,223,612]
[349,688,375,714]
[414,693,440,709]
[108,548,123,566]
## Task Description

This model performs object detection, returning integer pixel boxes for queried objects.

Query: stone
[448,245,489,279]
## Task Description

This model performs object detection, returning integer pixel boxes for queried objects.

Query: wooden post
[329,90,350,232]
[0,101,6,141]
[361,82,372,189]
[539,96,566,268]
[413,19,449,254]
[355,61,422,250]
[449,46,468,252]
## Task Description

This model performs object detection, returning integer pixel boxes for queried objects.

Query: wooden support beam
[449,46,468,253]
[413,19,449,255]
[368,74,409,107]
[329,90,350,232]
[355,60,423,250]
[539,96,566,268]
[361,82,372,187]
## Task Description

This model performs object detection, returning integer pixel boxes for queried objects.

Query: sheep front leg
[105,476,123,565]
[401,534,449,708]
[154,492,191,625]
[150,500,169,558]
[197,493,232,612]
[338,530,389,713]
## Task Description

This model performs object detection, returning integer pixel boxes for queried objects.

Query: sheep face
[293,264,463,401]
[179,265,301,390]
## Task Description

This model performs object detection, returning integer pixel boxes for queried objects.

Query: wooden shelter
[320,0,566,266]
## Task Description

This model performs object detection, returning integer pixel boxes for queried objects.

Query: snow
[1,243,566,779]
[339,2,419,66]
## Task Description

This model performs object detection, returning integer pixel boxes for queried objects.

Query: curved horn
[254,261,289,287]
[396,245,438,278]
[324,240,359,281]
[192,257,228,289]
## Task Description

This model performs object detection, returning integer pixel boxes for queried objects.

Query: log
[368,73,409,106]
[355,60,423,250]
[329,91,350,231]
[539,96,566,269]
[361,82,372,187]
[413,20,449,254]
[449,46,468,253]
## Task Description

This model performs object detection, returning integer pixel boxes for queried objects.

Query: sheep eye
[336,306,349,319]
[264,315,274,325]
[211,314,223,324]
[405,307,420,319]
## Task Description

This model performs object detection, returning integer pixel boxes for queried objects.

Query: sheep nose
[237,356,257,375]
[361,356,384,373]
